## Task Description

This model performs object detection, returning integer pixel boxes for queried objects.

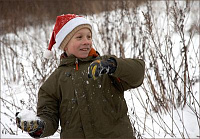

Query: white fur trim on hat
[54,17,92,49]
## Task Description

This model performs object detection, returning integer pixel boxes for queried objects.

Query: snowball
[17,110,39,121]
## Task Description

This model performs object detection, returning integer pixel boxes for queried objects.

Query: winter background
[0,0,199,139]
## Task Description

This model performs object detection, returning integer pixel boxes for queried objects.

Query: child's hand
[88,58,117,80]
[16,110,45,138]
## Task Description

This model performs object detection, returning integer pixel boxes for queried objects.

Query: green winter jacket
[37,51,145,138]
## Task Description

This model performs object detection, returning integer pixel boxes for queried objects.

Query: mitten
[16,110,45,138]
[88,57,117,80]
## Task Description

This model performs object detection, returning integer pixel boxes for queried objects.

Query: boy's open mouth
[80,48,89,51]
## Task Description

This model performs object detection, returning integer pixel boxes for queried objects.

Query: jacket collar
[59,48,99,67]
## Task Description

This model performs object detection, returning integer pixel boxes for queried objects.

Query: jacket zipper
[75,58,78,71]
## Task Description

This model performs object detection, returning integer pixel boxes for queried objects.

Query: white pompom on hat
[44,14,92,59]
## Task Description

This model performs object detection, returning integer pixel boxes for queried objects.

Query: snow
[1,0,200,139]
[16,110,39,122]
[125,88,200,138]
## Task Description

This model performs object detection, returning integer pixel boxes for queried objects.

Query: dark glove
[16,111,45,138]
[88,57,117,80]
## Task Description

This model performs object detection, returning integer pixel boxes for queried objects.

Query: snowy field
[1,1,199,139]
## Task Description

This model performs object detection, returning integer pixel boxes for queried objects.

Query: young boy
[16,14,145,138]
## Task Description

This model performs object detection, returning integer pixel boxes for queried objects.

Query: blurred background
[0,0,145,35]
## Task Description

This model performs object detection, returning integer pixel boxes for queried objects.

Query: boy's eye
[77,36,82,39]
[87,35,92,39]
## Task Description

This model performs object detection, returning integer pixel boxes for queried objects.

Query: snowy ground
[1,1,199,139]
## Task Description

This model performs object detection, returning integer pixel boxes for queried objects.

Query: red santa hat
[44,14,92,59]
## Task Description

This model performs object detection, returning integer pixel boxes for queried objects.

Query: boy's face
[65,28,92,58]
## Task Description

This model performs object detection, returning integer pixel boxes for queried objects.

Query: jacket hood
[59,48,99,67]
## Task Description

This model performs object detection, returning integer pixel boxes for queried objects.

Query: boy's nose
[83,37,91,45]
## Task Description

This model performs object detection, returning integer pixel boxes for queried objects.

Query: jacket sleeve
[36,70,60,137]
[106,55,145,91]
